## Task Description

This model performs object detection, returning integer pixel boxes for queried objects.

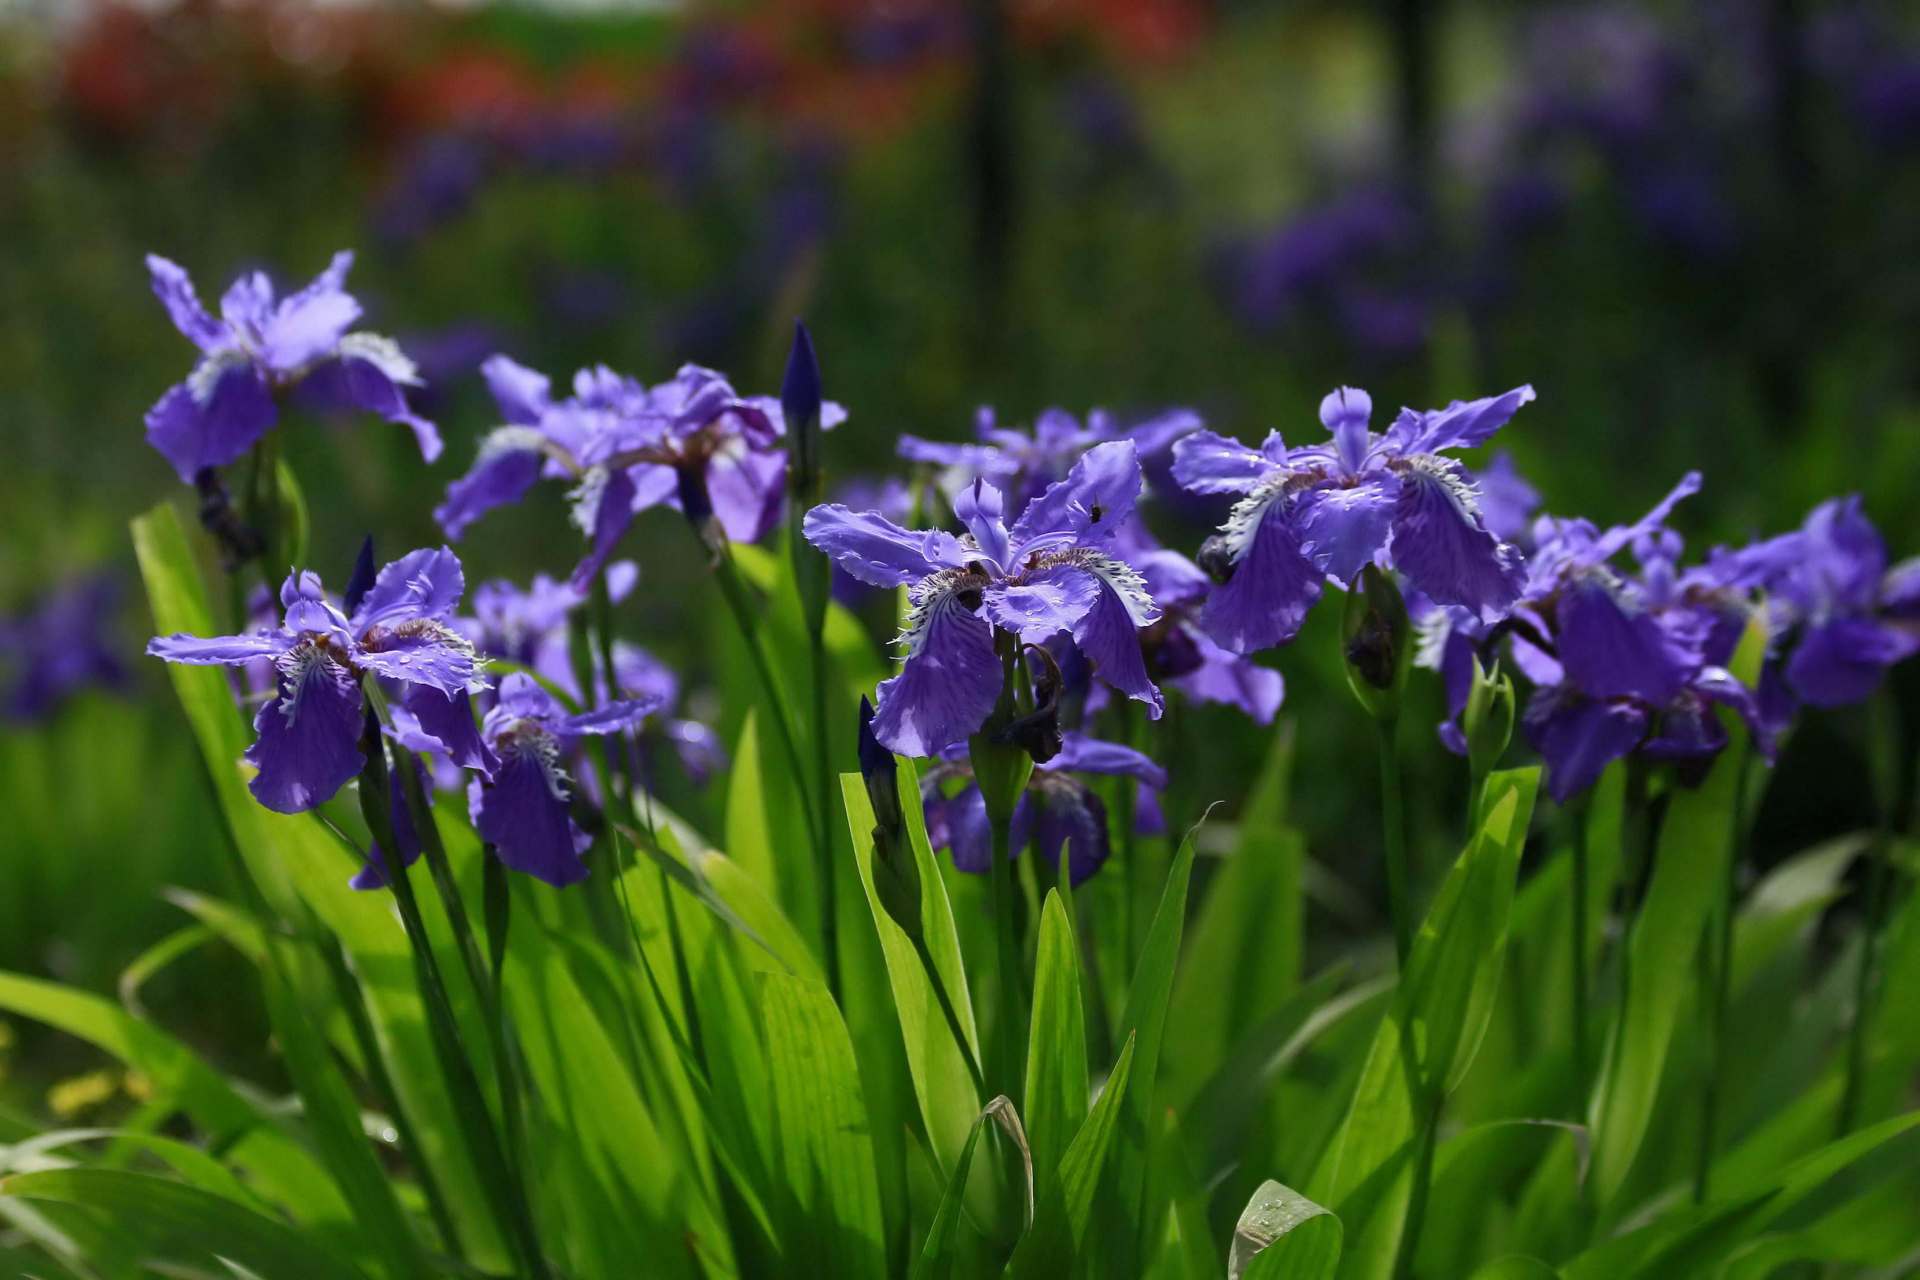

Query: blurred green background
[2,0,1917,1115]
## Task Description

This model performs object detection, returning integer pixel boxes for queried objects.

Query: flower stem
[392,748,535,1210]
[1694,755,1753,1204]
[986,797,1026,1096]
[707,540,832,981]
[1693,824,1738,1204]
[1570,799,1592,1113]
[913,933,987,1101]
[355,721,550,1280]
[808,621,841,1000]
[1376,716,1413,969]
[1840,691,1901,1135]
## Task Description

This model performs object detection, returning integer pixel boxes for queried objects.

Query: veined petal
[803,504,968,588]
[435,429,546,539]
[1389,457,1522,615]
[985,562,1099,644]
[1522,689,1647,806]
[146,255,226,351]
[872,574,1002,757]
[355,620,478,696]
[1200,487,1323,654]
[353,547,466,630]
[1172,630,1285,725]
[1296,478,1396,582]
[1031,781,1111,888]
[559,694,664,737]
[569,467,639,591]
[145,366,277,483]
[706,446,786,545]
[1048,732,1167,788]
[1172,430,1277,495]
[350,760,425,891]
[1786,618,1920,708]
[1589,471,1703,565]
[954,479,1011,571]
[470,750,590,887]
[261,252,361,372]
[246,645,365,813]
[1556,576,1695,704]
[1009,440,1143,550]
[392,685,497,778]
[300,333,441,462]
[481,354,552,426]
[939,783,996,875]
[148,631,285,666]
[1065,552,1164,717]
[1386,384,1535,455]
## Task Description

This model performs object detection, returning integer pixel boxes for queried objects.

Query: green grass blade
[1232,1180,1342,1280]
[0,1168,369,1280]
[907,1113,986,1280]
[1024,890,1090,1197]
[1007,1032,1137,1278]
[758,970,887,1280]
[1309,767,1539,1280]
[1104,820,1200,1268]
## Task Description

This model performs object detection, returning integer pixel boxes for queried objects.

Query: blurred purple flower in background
[1,574,127,721]
[465,673,659,887]
[144,251,439,481]
[922,731,1167,886]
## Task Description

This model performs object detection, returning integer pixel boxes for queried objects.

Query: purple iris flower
[143,251,439,483]
[922,732,1167,887]
[1708,496,1920,709]
[804,440,1165,757]
[466,673,660,887]
[434,355,844,586]
[1117,526,1285,725]
[147,548,490,814]
[458,567,726,788]
[900,405,1203,510]
[1172,384,1534,655]
[1,574,127,721]
[1501,474,1774,802]
[1474,451,1543,548]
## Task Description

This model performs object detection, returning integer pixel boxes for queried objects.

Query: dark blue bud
[343,535,378,616]
[782,321,823,502]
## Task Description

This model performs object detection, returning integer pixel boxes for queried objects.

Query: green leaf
[1024,890,1090,1196]
[907,1113,986,1280]
[0,969,344,1226]
[839,770,987,1205]
[1309,767,1539,1280]
[0,1168,369,1280]
[1232,1180,1342,1280]
[1007,1033,1137,1277]
[758,970,886,1280]
[1166,724,1302,1105]
[0,1128,262,1209]
[1469,1258,1562,1280]
[1587,749,1752,1202]
[1104,820,1201,1267]
[132,502,506,1263]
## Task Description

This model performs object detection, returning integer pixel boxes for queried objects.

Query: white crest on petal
[498,721,572,802]
[1400,454,1486,524]
[1218,476,1291,567]
[1043,547,1162,626]
[568,467,610,537]
[337,331,421,385]
[187,347,254,405]
[894,567,983,658]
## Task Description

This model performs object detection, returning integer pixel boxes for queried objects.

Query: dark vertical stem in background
[1377,718,1413,969]
[1387,0,1435,222]
[1840,692,1903,1134]
[968,0,1015,361]
[1759,0,1813,439]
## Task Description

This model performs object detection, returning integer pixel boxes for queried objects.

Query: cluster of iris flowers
[141,248,1919,902]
